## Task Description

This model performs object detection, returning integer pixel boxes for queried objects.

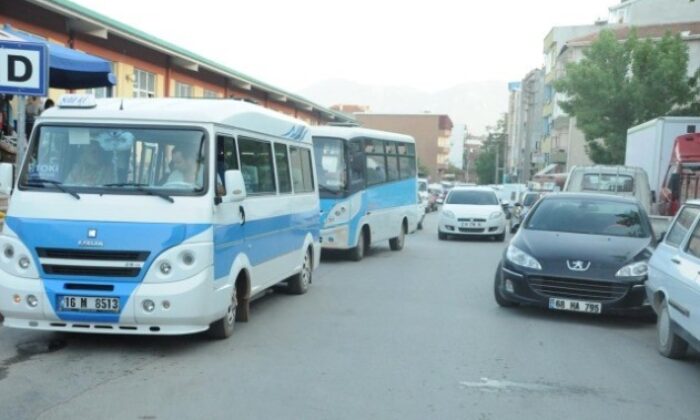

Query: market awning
[2,24,115,90]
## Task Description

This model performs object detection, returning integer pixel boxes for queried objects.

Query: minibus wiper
[103,182,175,203]
[319,185,342,195]
[26,178,80,200]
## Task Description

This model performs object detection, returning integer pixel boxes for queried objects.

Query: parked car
[438,187,507,241]
[509,192,542,233]
[564,165,652,214]
[647,201,700,359]
[495,193,654,315]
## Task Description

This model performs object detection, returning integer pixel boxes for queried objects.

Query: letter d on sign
[8,55,32,82]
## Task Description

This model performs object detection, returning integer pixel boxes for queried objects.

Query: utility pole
[494,140,499,184]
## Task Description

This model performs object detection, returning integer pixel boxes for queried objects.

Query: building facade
[554,21,700,170]
[0,0,352,125]
[609,0,700,25]
[354,113,454,181]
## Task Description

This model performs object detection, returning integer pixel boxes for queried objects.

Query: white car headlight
[615,261,648,278]
[490,211,503,220]
[506,245,542,270]
[442,209,455,219]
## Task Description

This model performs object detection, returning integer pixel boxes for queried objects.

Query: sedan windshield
[447,190,499,205]
[525,197,650,238]
[20,125,206,194]
[312,136,346,196]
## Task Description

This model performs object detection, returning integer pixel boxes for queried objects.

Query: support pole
[17,96,26,169]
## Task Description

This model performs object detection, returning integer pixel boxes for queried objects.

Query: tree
[555,30,700,164]
[475,116,507,185]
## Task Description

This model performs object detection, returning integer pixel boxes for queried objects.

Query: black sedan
[494,193,654,315]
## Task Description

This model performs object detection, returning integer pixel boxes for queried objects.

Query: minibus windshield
[19,125,207,196]
[313,136,347,196]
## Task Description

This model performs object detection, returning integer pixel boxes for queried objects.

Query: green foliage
[475,116,507,185]
[555,30,699,164]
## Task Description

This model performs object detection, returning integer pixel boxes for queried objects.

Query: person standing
[25,96,42,137]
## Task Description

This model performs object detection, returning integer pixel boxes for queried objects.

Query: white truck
[626,116,700,204]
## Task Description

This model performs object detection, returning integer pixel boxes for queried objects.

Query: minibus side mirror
[225,170,246,202]
[0,163,14,195]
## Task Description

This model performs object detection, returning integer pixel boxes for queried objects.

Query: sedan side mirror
[224,170,247,203]
[510,223,520,234]
[0,163,14,195]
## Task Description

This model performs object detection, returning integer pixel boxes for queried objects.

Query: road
[1,213,700,420]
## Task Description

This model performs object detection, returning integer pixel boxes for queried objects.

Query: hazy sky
[72,0,616,93]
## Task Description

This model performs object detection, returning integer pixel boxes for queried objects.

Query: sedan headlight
[442,209,455,219]
[490,211,503,220]
[616,261,648,278]
[506,245,542,270]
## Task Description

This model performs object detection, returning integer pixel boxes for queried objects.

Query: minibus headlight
[181,252,195,266]
[160,262,172,275]
[18,256,30,269]
[4,245,14,259]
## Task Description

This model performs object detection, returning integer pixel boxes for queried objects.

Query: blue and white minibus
[310,126,419,260]
[0,96,320,338]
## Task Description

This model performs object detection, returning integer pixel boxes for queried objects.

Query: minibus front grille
[37,248,150,261]
[43,265,141,277]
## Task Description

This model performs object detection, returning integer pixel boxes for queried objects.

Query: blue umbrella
[3,24,115,90]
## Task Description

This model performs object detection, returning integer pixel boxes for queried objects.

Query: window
[386,156,399,181]
[364,139,384,154]
[175,82,193,98]
[366,154,386,185]
[290,146,314,193]
[667,206,700,247]
[133,69,156,98]
[399,156,416,179]
[21,125,206,194]
[216,135,238,195]
[686,218,700,258]
[274,143,292,193]
[204,90,219,98]
[239,138,275,194]
[397,141,416,179]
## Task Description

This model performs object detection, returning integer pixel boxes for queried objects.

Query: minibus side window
[290,146,315,193]
[216,135,238,195]
[238,137,276,195]
[274,143,292,193]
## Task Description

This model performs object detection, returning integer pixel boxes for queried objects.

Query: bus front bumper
[0,266,231,335]
[320,225,351,250]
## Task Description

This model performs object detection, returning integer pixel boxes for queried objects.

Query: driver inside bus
[165,145,203,187]
[65,141,114,186]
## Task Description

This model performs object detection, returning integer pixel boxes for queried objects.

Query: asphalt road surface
[1,213,699,420]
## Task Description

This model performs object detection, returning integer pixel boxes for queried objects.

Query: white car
[438,187,507,241]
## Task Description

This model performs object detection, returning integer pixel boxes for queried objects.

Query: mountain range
[297,79,510,136]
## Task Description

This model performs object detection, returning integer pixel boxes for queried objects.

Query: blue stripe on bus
[213,209,320,278]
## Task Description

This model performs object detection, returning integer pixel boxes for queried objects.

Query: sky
[71,0,616,93]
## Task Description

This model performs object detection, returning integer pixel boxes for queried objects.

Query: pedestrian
[25,96,42,138]
[43,98,54,111]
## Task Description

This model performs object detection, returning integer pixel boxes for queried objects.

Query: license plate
[460,222,483,228]
[60,296,120,313]
[548,297,601,314]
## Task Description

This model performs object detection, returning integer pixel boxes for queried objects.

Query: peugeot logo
[567,260,591,272]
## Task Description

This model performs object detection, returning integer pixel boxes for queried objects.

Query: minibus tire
[288,248,312,295]
[389,222,406,251]
[208,292,237,339]
[349,230,366,261]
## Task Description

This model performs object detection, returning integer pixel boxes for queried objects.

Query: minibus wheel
[208,291,237,339]
[349,229,366,261]
[389,221,406,251]
[288,248,312,295]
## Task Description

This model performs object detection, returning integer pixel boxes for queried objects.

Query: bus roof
[309,125,415,144]
[39,98,312,142]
